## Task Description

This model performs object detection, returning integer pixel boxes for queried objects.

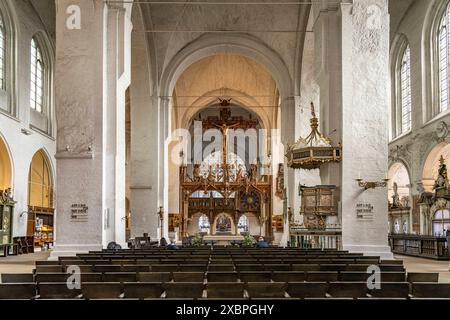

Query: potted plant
[191,233,203,247]
[242,233,256,247]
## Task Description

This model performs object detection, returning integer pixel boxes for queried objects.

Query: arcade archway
[27,150,54,248]
[0,135,12,191]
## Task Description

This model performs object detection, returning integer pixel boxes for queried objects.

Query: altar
[203,235,244,246]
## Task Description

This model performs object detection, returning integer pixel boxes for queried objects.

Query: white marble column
[51,1,130,257]
[339,0,392,259]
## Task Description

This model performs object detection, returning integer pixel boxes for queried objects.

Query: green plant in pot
[191,233,203,247]
[242,233,256,247]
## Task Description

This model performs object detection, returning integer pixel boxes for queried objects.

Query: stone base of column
[343,244,394,260]
[48,244,103,260]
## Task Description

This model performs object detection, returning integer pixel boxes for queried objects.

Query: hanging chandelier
[286,102,342,170]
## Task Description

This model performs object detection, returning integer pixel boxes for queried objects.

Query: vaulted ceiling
[138,1,311,91]
[173,54,278,129]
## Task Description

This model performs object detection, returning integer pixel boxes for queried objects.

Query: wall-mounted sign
[71,203,88,221]
[356,203,374,219]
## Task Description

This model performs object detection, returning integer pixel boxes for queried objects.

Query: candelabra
[355,178,389,190]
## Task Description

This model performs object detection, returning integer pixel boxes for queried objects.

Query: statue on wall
[391,182,401,209]
[249,163,258,182]
[0,188,15,205]
[192,164,201,181]
[275,164,285,199]
[433,156,450,200]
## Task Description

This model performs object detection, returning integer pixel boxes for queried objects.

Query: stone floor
[394,254,450,283]
[0,251,50,275]
[0,251,449,283]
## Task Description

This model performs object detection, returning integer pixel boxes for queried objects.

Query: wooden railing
[290,228,342,250]
[388,234,450,260]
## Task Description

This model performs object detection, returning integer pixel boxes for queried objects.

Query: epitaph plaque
[356,203,374,219]
[71,203,88,221]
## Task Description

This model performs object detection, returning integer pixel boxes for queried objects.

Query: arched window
[432,209,450,236]
[438,3,450,113]
[390,35,411,138]
[30,38,44,113]
[28,150,53,208]
[237,215,249,234]
[198,214,210,234]
[0,2,16,115]
[400,46,412,133]
[0,13,5,90]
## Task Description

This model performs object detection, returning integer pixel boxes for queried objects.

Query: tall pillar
[52,1,130,257]
[158,97,171,240]
[281,96,296,246]
[339,0,392,258]
[129,5,159,240]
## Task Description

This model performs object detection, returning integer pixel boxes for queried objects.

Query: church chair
[38,282,82,299]
[407,273,439,283]
[232,259,255,264]
[368,282,410,298]
[306,271,339,282]
[380,259,404,265]
[287,282,328,298]
[110,259,133,265]
[380,272,406,282]
[292,264,320,271]
[1,273,34,283]
[102,272,137,283]
[210,259,233,264]
[345,264,371,272]
[246,282,287,299]
[208,264,235,272]
[328,282,369,298]
[271,271,306,282]
[35,265,64,273]
[81,282,123,299]
[93,265,122,273]
[59,256,81,261]
[319,264,347,272]
[339,272,372,282]
[160,259,185,264]
[264,264,292,271]
[36,273,69,283]
[89,260,111,265]
[239,271,272,282]
[137,272,172,283]
[172,272,205,282]
[80,273,103,282]
[207,271,239,282]
[64,265,93,273]
[123,282,164,299]
[178,264,208,272]
[0,283,36,299]
[151,264,179,272]
[60,260,88,266]
[137,259,160,265]
[411,283,450,298]
[379,264,405,272]
[235,264,264,271]
[36,260,60,266]
[206,282,245,298]
[163,282,204,299]
[353,258,380,264]
[121,265,150,272]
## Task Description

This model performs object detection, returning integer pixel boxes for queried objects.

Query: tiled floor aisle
[0,251,449,283]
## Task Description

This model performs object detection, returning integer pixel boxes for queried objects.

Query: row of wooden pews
[0,247,449,299]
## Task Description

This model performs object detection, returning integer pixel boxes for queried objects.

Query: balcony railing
[289,227,342,250]
[388,234,450,260]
